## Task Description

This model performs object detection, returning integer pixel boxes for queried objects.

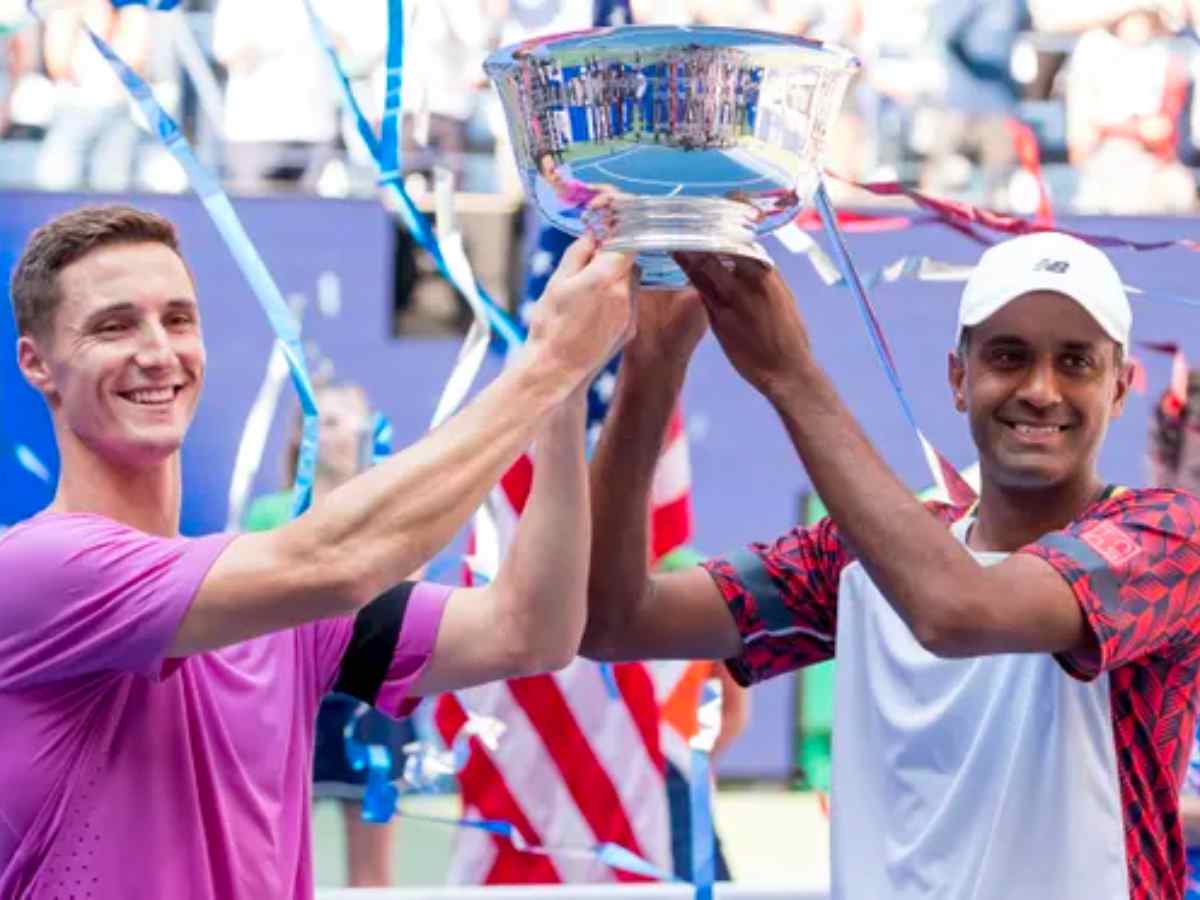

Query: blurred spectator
[1066,1,1196,213]
[6,0,1200,216]
[854,0,1023,199]
[34,0,148,192]
[0,2,21,137]
[212,0,341,194]
[402,0,503,190]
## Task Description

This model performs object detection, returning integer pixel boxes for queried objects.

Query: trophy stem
[584,196,773,288]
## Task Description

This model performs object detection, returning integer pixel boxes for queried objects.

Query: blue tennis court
[570,144,792,197]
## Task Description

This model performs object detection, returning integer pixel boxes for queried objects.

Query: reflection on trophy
[485,25,860,286]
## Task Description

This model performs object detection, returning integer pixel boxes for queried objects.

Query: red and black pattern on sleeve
[1021,488,1200,900]
[705,500,968,687]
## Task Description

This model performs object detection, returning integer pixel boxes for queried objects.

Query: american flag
[432,4,706,881]
[432,392,695,881]
[432,227,698,882]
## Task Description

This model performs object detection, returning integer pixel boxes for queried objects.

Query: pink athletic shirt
[0,512,449,899]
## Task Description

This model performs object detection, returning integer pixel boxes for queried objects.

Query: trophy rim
[483,23,862,77]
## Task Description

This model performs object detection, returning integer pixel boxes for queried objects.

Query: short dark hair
[1150,369,1200,473]
[10,205,182,338]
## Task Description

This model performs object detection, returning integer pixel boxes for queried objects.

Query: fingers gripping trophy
[485,24,859,287]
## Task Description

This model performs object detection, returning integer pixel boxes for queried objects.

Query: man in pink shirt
[0,204,635,898]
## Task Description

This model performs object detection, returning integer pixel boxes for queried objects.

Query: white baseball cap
[956,232,1132,349]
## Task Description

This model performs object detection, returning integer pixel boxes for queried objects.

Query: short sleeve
[0,514,235,688]
[311,581,451,720]
[375,582,450,718]
[703,515,855,686]
[1018,489,1200,681]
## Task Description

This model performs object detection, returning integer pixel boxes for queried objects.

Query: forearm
[765,363,985,651]
[283,353,574,606]
[490,392,589,672]
[582,351,685,656]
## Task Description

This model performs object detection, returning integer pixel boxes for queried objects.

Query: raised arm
[581,285,742,662]
[411,386,592,693]
[171,237,636,655]
[672,253,1094,659]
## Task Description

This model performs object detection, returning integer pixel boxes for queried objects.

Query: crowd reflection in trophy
[523,42,817,233]
[524,47,771,160]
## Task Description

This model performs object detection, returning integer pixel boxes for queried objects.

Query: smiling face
[949,291,1131,492]
[17,242,204,469]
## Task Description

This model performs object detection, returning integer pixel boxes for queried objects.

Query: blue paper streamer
[378,0,404,184]
[342,703,680,879]
[813,181,920,431]
[687,678,721,900]
[598,661,622,701]
[84,28,321,518]
[371,412,393,466]
[303,0,523,348]
[688,748,715,900]
[14,444,50,482]
[397,810,682,882]
[342,705,400,824]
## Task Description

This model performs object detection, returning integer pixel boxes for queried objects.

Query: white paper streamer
[427,166,497,429]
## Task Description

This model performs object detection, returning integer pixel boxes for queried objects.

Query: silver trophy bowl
[485,25,860,286]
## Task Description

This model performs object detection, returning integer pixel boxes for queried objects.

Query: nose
[1015,356,1062,410]
[133,320,174,370]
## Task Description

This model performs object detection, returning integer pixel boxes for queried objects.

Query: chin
[989,458,1074,491]
[106,428,187,468]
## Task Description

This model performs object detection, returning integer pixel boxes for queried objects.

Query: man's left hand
[673,252,812,402]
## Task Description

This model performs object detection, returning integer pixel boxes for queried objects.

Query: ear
[1109,357,1134,420]
[948,350,967,413]
[17,334,59,405]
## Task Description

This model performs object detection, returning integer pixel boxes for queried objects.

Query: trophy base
[584,197,774,289]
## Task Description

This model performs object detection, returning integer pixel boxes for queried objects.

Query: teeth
[1014,423,1060,435]
[126,388,174,405]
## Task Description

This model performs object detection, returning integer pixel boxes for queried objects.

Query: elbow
[500,589,585,678]
[505,639,577,680]
[909,609,978,659]
[578,619,620,662]
[578,577,641,662]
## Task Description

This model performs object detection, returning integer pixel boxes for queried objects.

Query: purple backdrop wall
[3,191,1197,779]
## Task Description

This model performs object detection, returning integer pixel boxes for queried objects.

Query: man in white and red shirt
[583,232,1200,899]
[0,205,636,898]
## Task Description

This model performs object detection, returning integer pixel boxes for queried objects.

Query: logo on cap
[1033,258,1070,274]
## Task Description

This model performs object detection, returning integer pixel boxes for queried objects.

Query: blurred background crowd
[6,0,1200,216]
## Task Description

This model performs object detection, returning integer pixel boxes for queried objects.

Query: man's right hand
[524,233,636,389]
[624,281,708,372]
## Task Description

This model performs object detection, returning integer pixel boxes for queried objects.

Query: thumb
[584,250,637,286]
[553,232,599,281]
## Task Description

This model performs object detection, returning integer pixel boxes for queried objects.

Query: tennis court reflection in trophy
[485,25,860,286]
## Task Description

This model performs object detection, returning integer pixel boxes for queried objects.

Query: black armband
[333,581,415,705]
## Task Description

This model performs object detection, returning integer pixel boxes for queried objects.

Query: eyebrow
[81,298,198,329]
[979,334,1101,353]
